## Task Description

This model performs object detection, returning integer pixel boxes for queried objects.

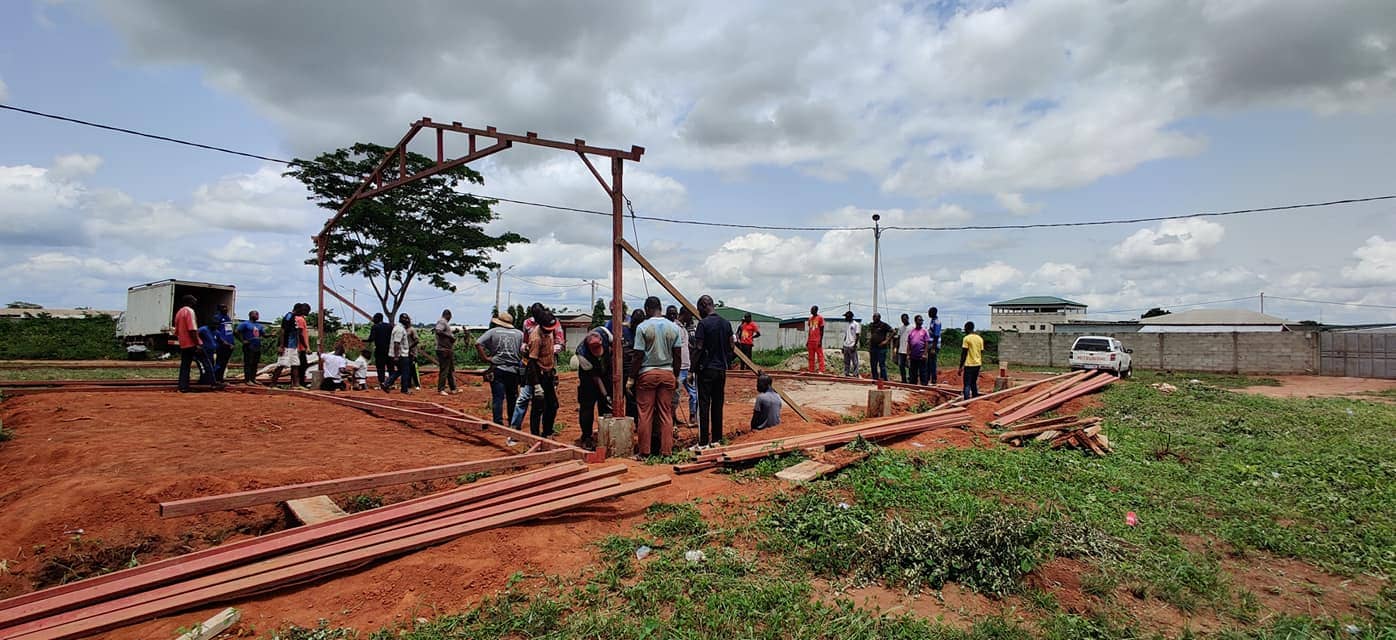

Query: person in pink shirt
[174,295,205,392]
[906,315,931,386]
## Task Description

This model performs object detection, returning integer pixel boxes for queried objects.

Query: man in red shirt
[174,295,203,392]
[735,312,760,369]
[806,305,826,373]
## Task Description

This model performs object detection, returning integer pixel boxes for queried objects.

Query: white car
[1068,336,1133,377]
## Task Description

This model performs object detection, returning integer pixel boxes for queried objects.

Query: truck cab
[1068,336,1133,377]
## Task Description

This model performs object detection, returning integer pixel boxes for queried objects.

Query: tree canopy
[286,143,527,319]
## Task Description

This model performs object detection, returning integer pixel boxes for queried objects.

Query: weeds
[640,502,708,540]
[454,471,492,485]
[341,494,383,513]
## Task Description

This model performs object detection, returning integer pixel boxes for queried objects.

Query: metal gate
[1320,332,1396,379]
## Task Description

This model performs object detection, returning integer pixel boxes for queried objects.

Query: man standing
[896,313,911,383]
[907,315,930,385]
[735,312,760,368]
[523,306,562,437]
[236,310,263,385]
[476,312,524,426]
[368,313,394,387]
[512,303,567,429]
[959,321,985,400]
[632,296,682,457]
[693,295,733,448]
[574,325,613,449]
[925,306,943,385]
[434,309,458,396]
[867,312,893,381]
[174,295,201,392]
[806,305,825,373]
[841,311,861,377]
[294,303,311,387]
[213,303,235,384]
[380,313,414,393]
[671,306,698,425]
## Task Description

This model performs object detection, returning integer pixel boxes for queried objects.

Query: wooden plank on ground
[172,607,239,640]
[775,460,838,483]
[159,449,574,517]
[285,496,348,525]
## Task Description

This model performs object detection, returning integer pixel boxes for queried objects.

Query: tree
[286,143,527,319]
[306,309,344,334]
[590,299,607,329]
[1141,307,1171,319]
[6,301,42,309]
[510,304,527,330]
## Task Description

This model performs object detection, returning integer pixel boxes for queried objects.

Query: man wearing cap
[574,325,614,449]
[841,310,862,377]
[434,309,459,396]
[475,312,525,426]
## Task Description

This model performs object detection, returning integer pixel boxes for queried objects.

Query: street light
[871,214,882,316]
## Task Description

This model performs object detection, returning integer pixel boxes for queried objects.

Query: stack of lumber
[988,370,1116,428]
[995,415,1112,456]
[0,462,668,640]
[673,406,970,474]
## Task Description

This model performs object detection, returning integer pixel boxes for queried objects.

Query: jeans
[179,347,197,391]
[697,367,726,446]
[490,369,521,426]
[896,352,908,383]
[215,345,232,383]
[673,369,697,422]
[922,352,938,385]
[511,382,533,427]
[436,349,457,392]
[636,369,676,456]
[242,345,261,383]
[529,370,559,437]
[870,346,887,380]
[842,346,859,377]
[578,371,611,441]
[909,357,927,385]
[382,355,415,392]
[807,343,824,372]
[963,365,981,400]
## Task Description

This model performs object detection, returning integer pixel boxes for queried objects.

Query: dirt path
[1235,375,1396,400]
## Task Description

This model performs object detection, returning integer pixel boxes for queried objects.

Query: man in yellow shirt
[958,321,985,400]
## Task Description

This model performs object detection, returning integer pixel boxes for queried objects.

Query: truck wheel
[1120,365,1132,379]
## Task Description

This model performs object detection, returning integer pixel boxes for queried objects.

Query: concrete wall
[999,330,1321,374]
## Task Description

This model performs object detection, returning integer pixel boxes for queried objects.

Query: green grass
[0,368,179,381]
[749,346,802,368]
[1133,370,1281,388]
[0,315,126,360]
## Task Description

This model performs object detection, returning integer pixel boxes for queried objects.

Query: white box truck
[117,279,236,356]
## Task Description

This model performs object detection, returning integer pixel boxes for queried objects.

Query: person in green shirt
[958,321,985,400]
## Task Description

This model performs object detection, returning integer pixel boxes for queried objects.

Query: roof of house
[1139,309,1288,325]
[713,306,782,323]
[989,296,1087,308]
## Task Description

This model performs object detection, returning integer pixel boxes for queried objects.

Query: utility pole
[583,279,599,310]
[493,265,515,315]
[871,213,882,315]
[350,289,356,332]
[1260,292,1265,314]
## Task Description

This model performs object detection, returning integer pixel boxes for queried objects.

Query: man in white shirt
[841,311,861,378]
[319,346,354,392]
[896,313,911,383]
[352,349,371,390]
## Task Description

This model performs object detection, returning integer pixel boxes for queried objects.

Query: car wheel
[1120,365,1132,379]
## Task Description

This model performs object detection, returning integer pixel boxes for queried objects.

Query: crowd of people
[171,293,984,455]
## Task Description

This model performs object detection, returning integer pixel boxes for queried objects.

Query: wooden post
[866,389,892,418]
[611,158,626,416]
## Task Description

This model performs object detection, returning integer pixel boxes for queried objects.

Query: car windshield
[1073,338,1111,352]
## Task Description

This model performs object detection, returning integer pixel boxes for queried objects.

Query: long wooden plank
[617,238,810,422]
[696,407,969,461]
[159,449,575,517]
[0,463,588,626]
[718,413,969,462]
[948,372,1066,407]
[991,370,1089,416]
[992,374,1115,427]
[14,477,670,640]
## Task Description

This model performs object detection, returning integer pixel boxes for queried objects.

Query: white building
[989,296,1087,333]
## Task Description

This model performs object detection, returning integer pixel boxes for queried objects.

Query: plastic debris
[635,545,652,560]
[1125,511,1138,527]
[684,550,705,565]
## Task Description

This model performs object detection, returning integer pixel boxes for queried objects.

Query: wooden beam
[159,449,575,517]
[285,496,349,525]
[616,238,810,421]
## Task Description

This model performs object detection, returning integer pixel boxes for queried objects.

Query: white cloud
[958,261,1024,295]
[1110,219,1226,265]
[49,154,103,180]
[0,164,86,245]
[995,192,1042,216]
[819,204,973,227]
[1342,235,1396,285]
[1029,262,1091,291]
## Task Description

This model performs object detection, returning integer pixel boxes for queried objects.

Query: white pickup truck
[1068,336,1133,377]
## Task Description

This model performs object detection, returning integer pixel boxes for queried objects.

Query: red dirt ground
[0,371,1371,638]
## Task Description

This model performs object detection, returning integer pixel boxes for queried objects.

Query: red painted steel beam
[354,139,511,201]
[417,118,644,161]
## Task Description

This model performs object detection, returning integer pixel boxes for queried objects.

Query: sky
[2,0,1395,330]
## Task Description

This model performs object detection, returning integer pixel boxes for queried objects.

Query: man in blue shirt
[692,294,734,447]
[236,310,263,385]
[212,304,235,384]
[925,306,943,385]
[631,296,683,457]
[196,324,221,386]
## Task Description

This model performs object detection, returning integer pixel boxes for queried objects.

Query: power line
[1266,295,1396,310]
[5,102,1393,233]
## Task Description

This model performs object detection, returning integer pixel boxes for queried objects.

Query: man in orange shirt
[174,295,203,392]
[735,312,760,369]
[806,305,825,373]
